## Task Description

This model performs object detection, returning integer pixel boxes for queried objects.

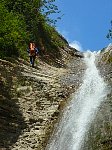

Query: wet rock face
[82,46,112,150]
[97,45,112,85]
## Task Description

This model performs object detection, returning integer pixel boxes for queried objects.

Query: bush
[0,2,28,58]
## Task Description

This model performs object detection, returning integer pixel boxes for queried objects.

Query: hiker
[27,42,39,67]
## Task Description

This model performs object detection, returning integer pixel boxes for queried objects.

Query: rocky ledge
[0,46,84,150]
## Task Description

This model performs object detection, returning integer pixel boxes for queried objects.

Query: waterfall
[46,51,108,150]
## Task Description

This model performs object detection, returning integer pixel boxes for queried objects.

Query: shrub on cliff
[106,20,112,40]
[0,0,66,59]
[0,2,28,58]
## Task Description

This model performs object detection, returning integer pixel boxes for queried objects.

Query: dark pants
[30,55,36,67]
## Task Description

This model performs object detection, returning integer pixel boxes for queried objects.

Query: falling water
[46,51,108,150]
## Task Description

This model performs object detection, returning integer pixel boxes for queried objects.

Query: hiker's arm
[35,48,39,55]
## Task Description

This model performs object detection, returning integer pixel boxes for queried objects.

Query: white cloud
[69,41,83,51]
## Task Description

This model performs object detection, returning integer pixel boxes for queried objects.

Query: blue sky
[54,0,112,51]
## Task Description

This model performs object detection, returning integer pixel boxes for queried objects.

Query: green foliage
[106,20,112,40]
[41,0,61,25]
[0,0,65,60]
[37,21,65,51]
[0,2,29,58]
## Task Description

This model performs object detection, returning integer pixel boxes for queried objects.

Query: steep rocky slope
[0,46,84,150]
[1,44,111,150]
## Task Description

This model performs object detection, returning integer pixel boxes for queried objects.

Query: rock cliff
[82,45,112,150]
[0,46,84,150]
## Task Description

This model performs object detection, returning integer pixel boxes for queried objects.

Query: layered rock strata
[0,47,84,150]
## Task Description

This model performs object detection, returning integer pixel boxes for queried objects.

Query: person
[27,42,39,67]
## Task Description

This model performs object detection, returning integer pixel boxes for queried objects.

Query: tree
[41,0,61,25]
[0,0,64,59]
[106,20,112,40]
[2,0,61,41]
[0,2,28,57]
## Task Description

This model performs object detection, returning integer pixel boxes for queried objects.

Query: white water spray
[46,51,108,150]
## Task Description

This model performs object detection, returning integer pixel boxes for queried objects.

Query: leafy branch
[106,20,112,40]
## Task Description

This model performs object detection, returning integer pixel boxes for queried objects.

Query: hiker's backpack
[30,43,36,56]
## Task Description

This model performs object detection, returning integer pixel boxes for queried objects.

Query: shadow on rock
[0,61,27,149]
